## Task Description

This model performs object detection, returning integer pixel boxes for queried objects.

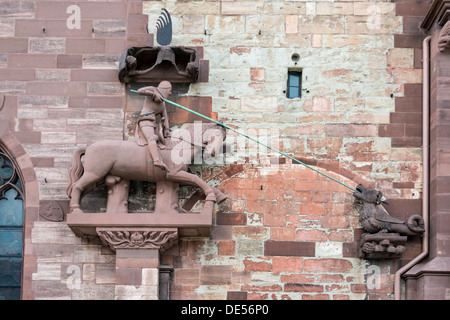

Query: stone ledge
[403,257,450,299]
[404,256,450,277]
[66,212,212,238]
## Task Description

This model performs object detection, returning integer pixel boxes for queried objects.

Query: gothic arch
[0,127,39,300]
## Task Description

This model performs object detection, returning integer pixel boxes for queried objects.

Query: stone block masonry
[0,0,430,300]
[0,0,151,202]
[30,221,116,300]
[0,0,153,300]
[143,0,428,300]
[142,0,426,203]
[163,164,386,300]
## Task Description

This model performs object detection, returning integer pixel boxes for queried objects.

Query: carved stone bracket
[97,227,178,252]
[359,232,407,259]
[67,211,212,238]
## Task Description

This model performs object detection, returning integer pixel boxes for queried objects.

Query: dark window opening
[286,71,302,99]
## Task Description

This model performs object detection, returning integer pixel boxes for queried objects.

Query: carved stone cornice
[96,227,178,252]
[421,0,450,31]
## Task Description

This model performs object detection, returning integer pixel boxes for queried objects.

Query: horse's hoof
[205,193,216,202]
[216,193,228,204]
[70,208,84,214]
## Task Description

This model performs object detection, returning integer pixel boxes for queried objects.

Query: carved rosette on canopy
[97,227,178,252]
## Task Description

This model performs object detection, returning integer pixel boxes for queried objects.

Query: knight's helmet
[157,81,172,99]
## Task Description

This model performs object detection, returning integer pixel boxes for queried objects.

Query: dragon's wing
[374,209,405,225]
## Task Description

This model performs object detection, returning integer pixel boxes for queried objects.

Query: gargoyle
[353,184,425,236]
[438,21,450,53]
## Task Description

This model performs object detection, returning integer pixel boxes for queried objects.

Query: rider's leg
[140,124,168,170]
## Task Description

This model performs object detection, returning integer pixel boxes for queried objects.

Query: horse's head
[202,123,227,158]
[167,122,227,166]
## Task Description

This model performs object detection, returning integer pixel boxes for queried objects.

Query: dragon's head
[353,184,383,205]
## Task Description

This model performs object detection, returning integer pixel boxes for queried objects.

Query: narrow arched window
[0,149,24,300]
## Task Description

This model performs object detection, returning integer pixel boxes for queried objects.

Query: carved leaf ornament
[97,228,178,251]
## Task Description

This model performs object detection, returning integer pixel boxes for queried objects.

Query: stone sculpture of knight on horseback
[66,80,227,214]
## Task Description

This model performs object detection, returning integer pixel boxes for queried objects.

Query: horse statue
[66,122,227,214]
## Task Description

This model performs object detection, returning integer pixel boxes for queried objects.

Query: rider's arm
[137,87,162,103]
[162,107,170,137]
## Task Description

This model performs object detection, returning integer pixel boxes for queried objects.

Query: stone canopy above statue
[118,46,208,83]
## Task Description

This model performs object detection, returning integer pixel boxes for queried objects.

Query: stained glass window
[0,150,23,300]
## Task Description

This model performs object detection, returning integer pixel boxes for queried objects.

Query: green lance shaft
[130,89,365,196]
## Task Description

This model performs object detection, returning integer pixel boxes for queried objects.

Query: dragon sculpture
[353,184,425,258]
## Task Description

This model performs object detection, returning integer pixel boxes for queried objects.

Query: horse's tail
[66,147,86,198]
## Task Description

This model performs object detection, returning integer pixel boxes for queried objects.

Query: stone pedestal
[67,212,211,299]
[96,227,178,300]
[67,212,212,238]
[114,248,160,300]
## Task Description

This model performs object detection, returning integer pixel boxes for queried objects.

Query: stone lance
[130,89,387,204]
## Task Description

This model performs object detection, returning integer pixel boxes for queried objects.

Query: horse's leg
[166,170,216,202]
[181,183,227,204]
[212,187,228,203]
[69,171,105,213]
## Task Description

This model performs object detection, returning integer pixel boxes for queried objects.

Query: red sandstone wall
[0,0,432,300]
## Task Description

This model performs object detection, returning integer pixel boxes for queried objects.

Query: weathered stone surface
[82,54,120,69]
[0,0,428,301]
[29,38,65,54]
[93,20,126,38]
[0,1,35,18]
[31,222,81,245]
